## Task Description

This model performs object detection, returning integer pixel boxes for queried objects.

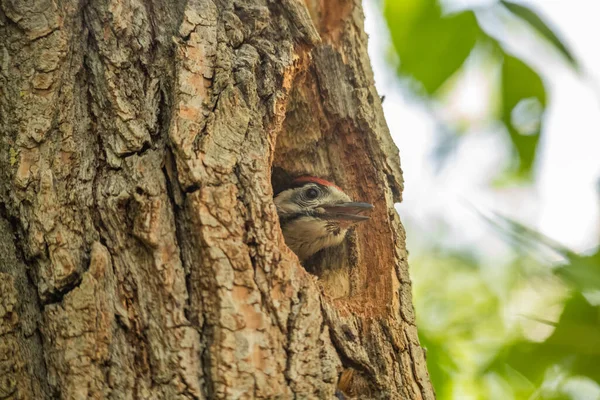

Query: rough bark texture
[0,0,434,399]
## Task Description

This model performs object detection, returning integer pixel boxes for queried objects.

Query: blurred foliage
[499,1,577,69]
[383,0,578,179]
[411,216,600,400]
[481,213,600,398]
[380,1,599,399]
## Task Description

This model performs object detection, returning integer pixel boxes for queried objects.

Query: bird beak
[321,202,374,222]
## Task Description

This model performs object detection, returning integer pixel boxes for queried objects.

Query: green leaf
[487,294,600,386]
[384,0,480,94]
[500,1,578,70]
[501,54,546,176]
[545,294,600,359]
[557,250,600,293]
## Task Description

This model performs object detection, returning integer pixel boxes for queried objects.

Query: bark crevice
[0,0,433,398]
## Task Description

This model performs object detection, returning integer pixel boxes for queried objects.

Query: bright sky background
[364,0,600,258]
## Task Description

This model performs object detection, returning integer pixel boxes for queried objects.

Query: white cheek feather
[274,189,303,213]
[282,217,348,261]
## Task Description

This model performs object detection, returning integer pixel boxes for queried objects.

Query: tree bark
[0,0,434,399]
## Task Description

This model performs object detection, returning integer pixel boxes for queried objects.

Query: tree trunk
[0,0,434,398]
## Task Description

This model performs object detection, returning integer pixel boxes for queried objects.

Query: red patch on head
[292,176,342,191]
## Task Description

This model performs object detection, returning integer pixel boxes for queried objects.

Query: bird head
[274,176,373,261]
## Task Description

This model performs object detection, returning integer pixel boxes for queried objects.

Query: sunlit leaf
[501,54,546,176]
[384,0,480,94]
[500,1,579,70]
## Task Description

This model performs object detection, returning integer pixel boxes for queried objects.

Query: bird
[274,176,373,261]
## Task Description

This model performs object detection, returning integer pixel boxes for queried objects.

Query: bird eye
[305,187,320,199]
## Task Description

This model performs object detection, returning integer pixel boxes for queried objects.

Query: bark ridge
[0,0,434,398]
